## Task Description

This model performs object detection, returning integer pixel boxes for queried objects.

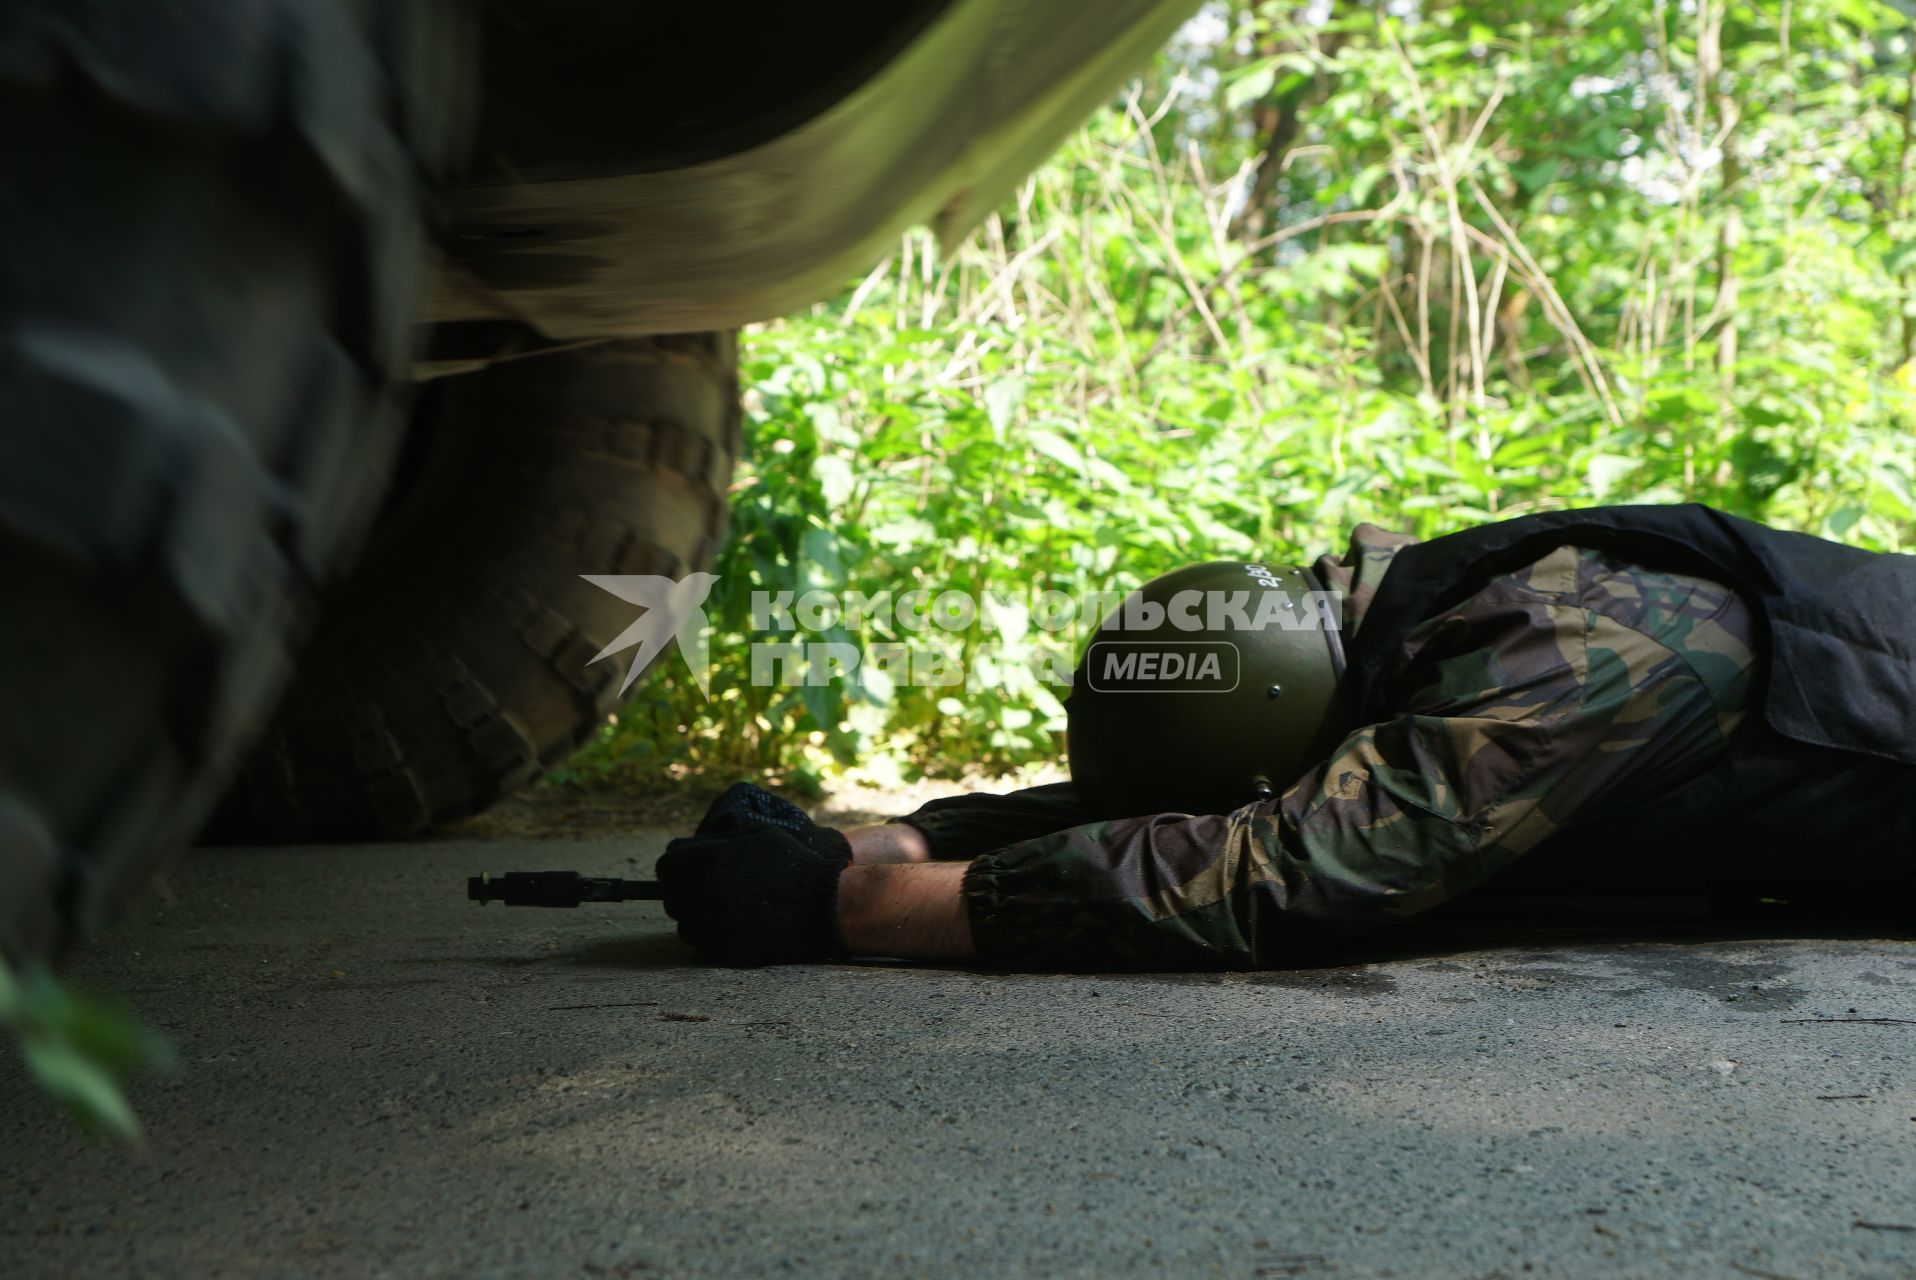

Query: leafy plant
[0,957,176,1139]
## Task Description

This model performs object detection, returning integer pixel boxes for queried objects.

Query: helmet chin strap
[1301,563,1348,680]
[1247,567,1345,810]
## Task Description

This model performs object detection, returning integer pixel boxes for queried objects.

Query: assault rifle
[467,870,662,908]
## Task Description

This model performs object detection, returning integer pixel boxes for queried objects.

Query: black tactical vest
[1343,504,1916,894]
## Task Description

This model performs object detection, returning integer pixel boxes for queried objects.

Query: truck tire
[0,3,465,960]
[209,333,741,842]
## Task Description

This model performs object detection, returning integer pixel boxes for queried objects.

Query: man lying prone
[658,503,1916,969]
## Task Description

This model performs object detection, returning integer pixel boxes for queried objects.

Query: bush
[565,0,1916,788]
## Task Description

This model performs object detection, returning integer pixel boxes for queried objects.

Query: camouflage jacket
[897,525,1761,969]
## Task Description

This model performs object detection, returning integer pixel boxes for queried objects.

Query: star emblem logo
[580,572,721,697]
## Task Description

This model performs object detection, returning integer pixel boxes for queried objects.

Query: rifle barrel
[467,871,664,907]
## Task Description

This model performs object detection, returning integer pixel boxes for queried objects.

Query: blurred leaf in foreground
[0,956,177,1140]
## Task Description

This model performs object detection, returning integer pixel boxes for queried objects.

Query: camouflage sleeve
[893,782,1096,859]
[960,546,1760,969]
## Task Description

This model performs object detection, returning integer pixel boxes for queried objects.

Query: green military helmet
[1065,560,1353,817]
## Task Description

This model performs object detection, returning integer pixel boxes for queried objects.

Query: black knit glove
[656,825,851,966]
[695,781,852,863]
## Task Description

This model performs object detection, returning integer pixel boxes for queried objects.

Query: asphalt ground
[3,832,1913,1279]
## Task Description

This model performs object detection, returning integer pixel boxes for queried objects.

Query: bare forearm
[836,862,975,961]
[888,782,1094,857]
[843,823,931,864]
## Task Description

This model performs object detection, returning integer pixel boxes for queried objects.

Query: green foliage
[0,957,176,1139]
[568,0,1916,787]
